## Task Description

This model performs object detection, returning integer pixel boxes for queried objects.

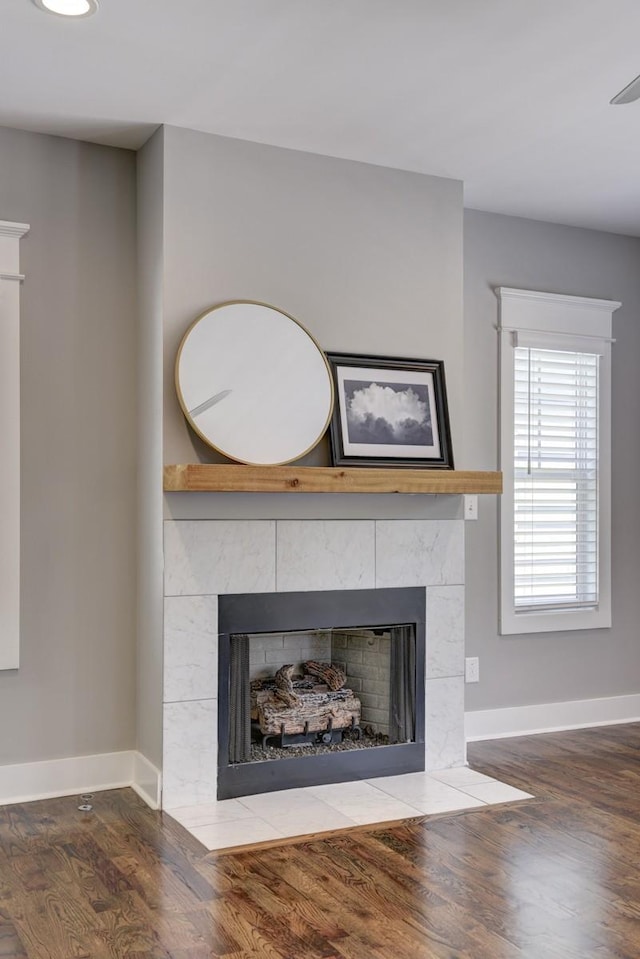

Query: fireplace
[217,588,425,799]
[162,517,465,810]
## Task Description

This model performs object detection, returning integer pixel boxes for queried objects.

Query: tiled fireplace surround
[162,516,466,810]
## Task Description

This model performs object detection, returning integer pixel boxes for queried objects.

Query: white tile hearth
[307,780,393,803]
[166,769,533,852]
[189,817,283,850]
[308,779,423,824]
[373,771,485,814]
[453,781,533,805]
[238,788,323,817]
[165,799,255,827]
[266,804,356,838]
[430,766,496,787]
[316,795,422,827]
[276,520,375,592]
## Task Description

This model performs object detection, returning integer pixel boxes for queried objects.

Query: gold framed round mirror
[175,301,334,465]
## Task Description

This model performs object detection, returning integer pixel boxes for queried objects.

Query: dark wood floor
[2,724,640,958]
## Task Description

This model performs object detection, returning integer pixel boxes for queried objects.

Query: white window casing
[497,288,620,635]
[0,221,29,669]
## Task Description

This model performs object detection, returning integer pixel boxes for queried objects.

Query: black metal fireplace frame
[218,587,426,800]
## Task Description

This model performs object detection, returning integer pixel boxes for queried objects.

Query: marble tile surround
[163,518,466,810]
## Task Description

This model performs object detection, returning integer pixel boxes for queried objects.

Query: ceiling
[3,0,640,235]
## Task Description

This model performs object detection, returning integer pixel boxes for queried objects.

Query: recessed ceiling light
[32,0,98,17]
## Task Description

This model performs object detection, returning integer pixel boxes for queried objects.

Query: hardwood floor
[2,724,640,957]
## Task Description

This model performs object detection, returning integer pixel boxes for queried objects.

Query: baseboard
[465,693,640,742]
[0,749,161,809]
[131,751,161,809]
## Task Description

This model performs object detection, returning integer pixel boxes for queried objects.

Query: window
[514,345,598,611]
[497,288,618,635]
[0,220,29,670]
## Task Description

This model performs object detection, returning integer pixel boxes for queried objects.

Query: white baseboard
[466,693,640,742]
[0,749,161,809]
[131,751,161,809]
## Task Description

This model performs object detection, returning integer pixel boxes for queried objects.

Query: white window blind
[513,346,599,613]
[497,287,617,636]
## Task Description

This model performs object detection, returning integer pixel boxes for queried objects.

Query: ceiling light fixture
[610,73,640,105]
[32,0,98,17]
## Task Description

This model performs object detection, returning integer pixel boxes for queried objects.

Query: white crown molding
[465,693,640,742]
[495,287,621,314]
[0,221,30,239]
[0,749,161,809]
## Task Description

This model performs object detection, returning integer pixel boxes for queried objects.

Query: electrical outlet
[465,656,480,683]
[464,494,478,520]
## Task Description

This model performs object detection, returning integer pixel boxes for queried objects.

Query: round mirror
[175,301,334,465]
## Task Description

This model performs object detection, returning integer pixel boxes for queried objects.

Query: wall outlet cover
[465,656,480,683]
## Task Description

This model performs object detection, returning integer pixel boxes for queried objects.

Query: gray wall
[161,126,465,478]
[136,129,165,768]
[0,126,137,765]
[464,209,640,711]
[7,119,639,772]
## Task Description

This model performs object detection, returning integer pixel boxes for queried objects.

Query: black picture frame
[326,352,454,469]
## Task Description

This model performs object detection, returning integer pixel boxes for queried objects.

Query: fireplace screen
[229,624,417,765]
[218,588,425,799]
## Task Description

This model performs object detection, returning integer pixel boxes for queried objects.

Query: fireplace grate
[252,714,362,750]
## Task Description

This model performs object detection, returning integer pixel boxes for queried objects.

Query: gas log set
[250,660,362,749]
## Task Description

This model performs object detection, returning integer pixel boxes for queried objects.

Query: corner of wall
[136,127,166,770]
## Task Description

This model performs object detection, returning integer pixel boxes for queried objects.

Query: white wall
[0,126,137,765]
[464,209,640,712]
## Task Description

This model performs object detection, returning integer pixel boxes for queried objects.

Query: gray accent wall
[161,126,464,480]
[464,209,640,711]
[0,126,137,765]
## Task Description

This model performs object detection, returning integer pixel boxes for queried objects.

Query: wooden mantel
[163,464,502,495]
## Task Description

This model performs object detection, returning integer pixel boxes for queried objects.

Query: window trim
[497,288,619,636]
[0,220,29,670]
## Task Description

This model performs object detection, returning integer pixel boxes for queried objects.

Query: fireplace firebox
[218,588,426,799]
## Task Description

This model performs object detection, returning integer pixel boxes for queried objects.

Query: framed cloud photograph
[326,353,454,469]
